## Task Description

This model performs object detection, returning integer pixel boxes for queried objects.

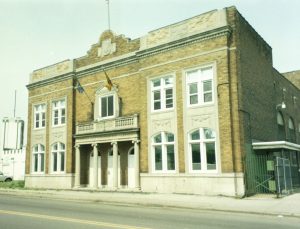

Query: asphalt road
[0,194,299,229]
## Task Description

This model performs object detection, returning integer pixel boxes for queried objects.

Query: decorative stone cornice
[27,26,231,89]
[26,72,74,90]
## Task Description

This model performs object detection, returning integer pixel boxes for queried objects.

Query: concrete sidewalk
[1,188,300,217]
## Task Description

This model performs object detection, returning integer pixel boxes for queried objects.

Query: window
[189,128,217,172]
[277,112,285,140]
[52,99,66,126]
[51,142,65,173]
[288,118,296,143]
[34,104,46,129]
[152,132,175,172]
[95,86,119,120]
[151,76,174,111]
[186,66,213,106]
[101,95,114,118]
[32,144,45,173]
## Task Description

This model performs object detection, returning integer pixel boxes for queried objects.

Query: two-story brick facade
[25,6,300,196]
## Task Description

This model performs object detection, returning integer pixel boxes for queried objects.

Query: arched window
[51,142,65,173]
[277,112,285,140]
[288,118,296,143]
[189,128,217,172]
[32,144,45,173]
[152,132,175,172]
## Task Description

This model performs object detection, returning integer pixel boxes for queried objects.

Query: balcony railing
[76,114,139,135]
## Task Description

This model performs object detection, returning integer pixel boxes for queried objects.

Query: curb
[1,188,300,219]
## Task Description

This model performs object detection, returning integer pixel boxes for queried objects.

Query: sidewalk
[1,188,300,217]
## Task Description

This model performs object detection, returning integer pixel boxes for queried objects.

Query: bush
[0,180,25,189]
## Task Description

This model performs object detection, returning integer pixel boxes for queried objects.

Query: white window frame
[32,144,45,174]
[288,117,296,142]
[33,104,46,129]
[152,132,176,173]
[151,76,174,112]
[51,142,66,173]
[186,66,214,107]
[52,99,66,127]
[188,128,217,173]
[99,94,115,119]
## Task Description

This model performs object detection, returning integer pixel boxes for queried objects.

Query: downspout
[226,9,241,197]
[227,47,239,197]
[232,12,247,198]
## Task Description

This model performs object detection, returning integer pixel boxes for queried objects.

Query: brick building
[25,6,300,196]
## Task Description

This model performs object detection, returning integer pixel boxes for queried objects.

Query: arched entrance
[107,149,120,188]
[128,147,135,188]
[89,151,101,188]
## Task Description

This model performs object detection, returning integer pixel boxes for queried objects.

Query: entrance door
[128,147,135,188]
[89,153,101,188]
[107,150,120,188]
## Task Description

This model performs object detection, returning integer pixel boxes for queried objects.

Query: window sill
[31,172,45,175]
[96,115,117,121]
[50,171,66,175]
[33,127,46,130]
[151,108,175,114]
[151,170,177,174]
[52,124,66,128]
[187,102,214,109]
[189,170,218,174]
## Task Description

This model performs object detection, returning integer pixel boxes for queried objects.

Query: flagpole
[75,80,93,105]
[14,90,17,118]
[102,68,113,90]
[83,89,93,105]
[106,0,111,30]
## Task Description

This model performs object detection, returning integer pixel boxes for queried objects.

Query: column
[133,140,140,189]
[92,143,98,189]
[112,141,118,189]
[74,144,81,187]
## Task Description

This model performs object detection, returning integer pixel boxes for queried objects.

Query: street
[0,194,299,229]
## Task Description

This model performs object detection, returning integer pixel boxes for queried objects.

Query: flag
[103,70,113,91]
[76,81,84,93]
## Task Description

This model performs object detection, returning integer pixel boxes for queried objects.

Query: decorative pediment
[76,30,139,69]
[95,84,118,96]
[98,38,116,57]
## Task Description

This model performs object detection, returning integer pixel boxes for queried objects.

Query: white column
[92,143,98,189]
[112,141,118,189]
[133,140,140,189]
[74,144,81,187]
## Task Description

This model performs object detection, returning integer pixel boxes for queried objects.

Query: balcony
[76,114,139,135]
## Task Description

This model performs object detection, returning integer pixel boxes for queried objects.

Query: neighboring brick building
[25,6,300,196]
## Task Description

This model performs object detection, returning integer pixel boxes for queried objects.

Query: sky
[0,0,300,149]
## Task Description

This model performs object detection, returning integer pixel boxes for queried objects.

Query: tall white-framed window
[151,76,174,112]
[186,66,213,106]
[277,112,285,140]
[51,142,65,173]
[288,117,296,143]
[95,86,119,121]
[188,128,217,172]
[152,132,175,172]
[52,99,66,126]
[34,104,46,129]
[32,144,45,173]
[100,95,114,118]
